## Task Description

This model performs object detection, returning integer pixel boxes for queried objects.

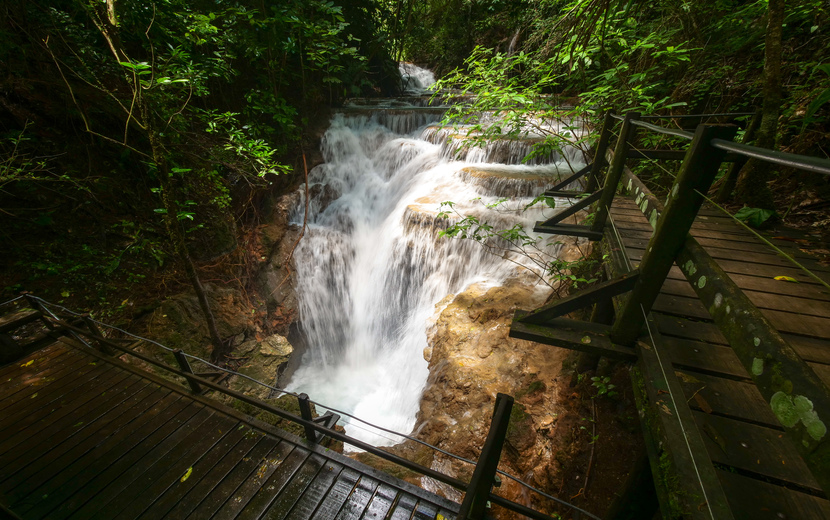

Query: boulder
[228,334,294,401]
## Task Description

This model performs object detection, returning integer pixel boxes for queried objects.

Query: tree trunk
[735,0,784,209]
[140,98,227,359]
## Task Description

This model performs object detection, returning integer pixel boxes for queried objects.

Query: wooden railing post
[459,393,514,519]
[584,111,615,193]
[610,124,738,345]
[590,112,640,234]
[23,293,54,331]
[715,108,762,202]
[174,349,203,394]
[82,314,115,355]
[298,393,319,443]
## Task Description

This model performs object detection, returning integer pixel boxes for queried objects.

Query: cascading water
[285,65,585,447]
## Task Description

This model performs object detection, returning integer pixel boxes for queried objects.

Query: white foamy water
[400,62,437,95]
[285,65,585,447]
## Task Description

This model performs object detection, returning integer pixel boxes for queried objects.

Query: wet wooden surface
[0,337,459,520]
[609,196,830,519]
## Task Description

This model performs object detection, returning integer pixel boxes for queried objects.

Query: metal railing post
[610,124,738,345]
[174,349,203,394]
[459,393,514,519]
[590,112,640,234]
[298,393,319,443]
[584,111,615,193]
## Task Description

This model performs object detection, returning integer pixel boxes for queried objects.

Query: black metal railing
[1,295,600,520]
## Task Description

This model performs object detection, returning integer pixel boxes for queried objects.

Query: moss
[231,394,316,439]
[351,451,422,482]
[515,379,545,400]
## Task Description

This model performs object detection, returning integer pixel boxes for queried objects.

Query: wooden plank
[653,293,830,339]
[656,313,830,365]
[412,500,440,520]
[662,336,750,380]
[217,441,301,520]
[262,460,344,520]
[623,244,830,291]
[693,411,821,492]
[7,394,190,514]
[258,451,326,520]
[0,308,41,333]
[0,355,114,435]
[135,423,255,520]
[618,233,830,274]
[0,349,88,410]
[717,469,830,520]
[161,434,274,519]
[310,469,361,520]
[0,378,156,480]
[28,405,209,519]
[676,370,781,427]
[360,483,399,519]
[185,436,283,519]
[0,341,62,378]
[658,278,830,319]
[335,475,380,520]
[0,368,133,460]
[388,493,419,520]
[84,412,235,519]
[0,385,171,494]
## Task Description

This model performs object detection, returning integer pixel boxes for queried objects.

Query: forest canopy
[1,0,828,315]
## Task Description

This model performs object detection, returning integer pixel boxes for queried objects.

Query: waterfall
[284,65,585,447]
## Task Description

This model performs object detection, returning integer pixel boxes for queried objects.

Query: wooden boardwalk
[608,195,830,519]
[0,336,459,520]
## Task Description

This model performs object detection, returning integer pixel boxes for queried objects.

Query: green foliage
[591,376,617,399]
[733,206,778,228]
[437,198,597,293]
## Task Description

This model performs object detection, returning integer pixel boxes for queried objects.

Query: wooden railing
[510,109,830,498]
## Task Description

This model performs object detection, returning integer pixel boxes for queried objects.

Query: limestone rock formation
[228,334,294,401]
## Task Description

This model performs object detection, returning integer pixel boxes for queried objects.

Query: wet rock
[142,283,255,361]
[228,334,294,401]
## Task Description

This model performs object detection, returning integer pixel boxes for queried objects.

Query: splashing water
[285,65,585,447]
[400,62,437,96]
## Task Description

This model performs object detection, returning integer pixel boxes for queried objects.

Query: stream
[284,64,585,446]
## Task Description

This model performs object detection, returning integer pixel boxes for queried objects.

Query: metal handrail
[640,112,756,119]
[3,297,602,520]
[630,119,694,140]
[711,138,830,176]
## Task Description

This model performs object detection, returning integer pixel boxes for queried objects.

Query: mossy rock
[506,403,537,452]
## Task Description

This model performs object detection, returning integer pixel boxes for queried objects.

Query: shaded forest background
[1,0,828,323]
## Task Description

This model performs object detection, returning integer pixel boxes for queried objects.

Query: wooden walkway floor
[608,195,830,519]
[0,336,459,520]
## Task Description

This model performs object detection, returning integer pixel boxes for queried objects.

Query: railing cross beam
[610,123,738,345]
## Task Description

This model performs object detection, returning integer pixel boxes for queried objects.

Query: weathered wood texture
[0,338,459,520]
[607,196,830,519]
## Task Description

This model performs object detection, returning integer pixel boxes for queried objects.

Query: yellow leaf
[20,360,34,367]
[774,276,798,283]
[181,467,193,482]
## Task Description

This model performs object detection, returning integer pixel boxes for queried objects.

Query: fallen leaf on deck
[773,276,799,282]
